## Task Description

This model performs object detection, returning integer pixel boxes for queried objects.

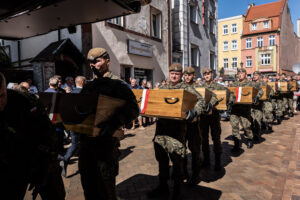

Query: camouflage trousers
[251,108,263,136]
[288,96,294,113]
[282,97,288,113]
[200,110,222,154]
[185,121,201,176]
[79,135,120,200]
[230,108,253,140]
[275,98,283,117]
[263,101,274,123]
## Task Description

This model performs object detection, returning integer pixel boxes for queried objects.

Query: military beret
[253,71,260,75]
[184,67,195,74]
[237,68,247,73]
[169,63,182,72]
[202,67,212,74]
[87,48,108,61]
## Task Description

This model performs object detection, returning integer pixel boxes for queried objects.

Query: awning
[0,0,150,40]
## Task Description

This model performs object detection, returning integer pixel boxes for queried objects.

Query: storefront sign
[224,68,237,75]
[127,39,152,58]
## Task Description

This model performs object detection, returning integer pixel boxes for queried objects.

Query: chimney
[248,3,255,9]
[297,19,300,38]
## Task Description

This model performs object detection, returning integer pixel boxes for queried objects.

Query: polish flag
[140,89,150,114]
[235,87,242,103]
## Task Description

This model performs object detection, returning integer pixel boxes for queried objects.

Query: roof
[218,15,244,22]
[243,0,285,36]
[30,39,83,64]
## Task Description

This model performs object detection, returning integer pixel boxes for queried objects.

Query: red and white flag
[235,87,242,103]
[140,89,150,114]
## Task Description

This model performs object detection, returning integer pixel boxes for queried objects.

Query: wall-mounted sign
[127,39,152,58]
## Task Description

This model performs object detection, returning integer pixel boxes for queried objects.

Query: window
[223,25,228,35]
[257,37,263,47]
[209,18,215,34]
[246,56,252,67]
[261,54,271,65]
[190,5,197,23]
[107,17,123,26]
[223,41,229,51]
[269,35,275,46]
[246,38,252,49]
[223,58,229,69]
[264,21,269,29]
[252,23,257,30]
[232,23,237,33]
[191,45,199,66]
[151,9,162,39]
[232,40,237,50]
[232,57,238,68]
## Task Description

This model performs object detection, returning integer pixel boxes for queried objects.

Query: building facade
[241,0,300,75]
[171,0,218,77]
[218,15,244,77]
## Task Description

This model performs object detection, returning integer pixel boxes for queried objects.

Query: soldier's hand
[205,103,212,113]
[186,109,197,121]
[268,94,273,100]
[253,96,259,105]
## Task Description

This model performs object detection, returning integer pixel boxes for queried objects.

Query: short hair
[65,76,73,82]
[0,72,5,90]
[53,75,62,81]
[75,76,86,84]
[49,77,59,87]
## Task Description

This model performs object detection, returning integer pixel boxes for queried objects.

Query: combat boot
[288,112,294,117]
[147,181,169,198]
[277,116,282,125]
[247,139,254,149]
[201,151,210,168]
[214,153,222,171]
[231,137,241,153]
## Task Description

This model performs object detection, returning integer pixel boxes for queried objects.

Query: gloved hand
[227,101,233,113]
[186,109,197,121]
[253,96,259,104]
[205,103,212,113]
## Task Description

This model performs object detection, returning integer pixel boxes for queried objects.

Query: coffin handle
[137,97,142,103]
[164,97,179,104]
[241,92,250,96]
[217,97,224,102]
[74,105,93,115]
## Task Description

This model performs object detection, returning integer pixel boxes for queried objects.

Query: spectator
[146,81,152,89]
[26,78,38,94]
[73,76,86,93]
[141,79,147,89]
[195,78,202,86]
[129,78,144,130]
[64,86,72,93]
[62,76,75,91]
[53,75,66,93]
[217,77,225,86]
[44,77,59,93]
[19,82,30,93]
[161,79,166,86]
[154,82,161,89]
[247,76,252,81]
[7,82,18,89]
[129,78,142,89]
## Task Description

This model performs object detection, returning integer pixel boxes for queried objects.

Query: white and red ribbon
[140,89,150,114]
[277,82,280,88]
[235,87,242,103]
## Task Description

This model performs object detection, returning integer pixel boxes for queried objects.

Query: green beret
[237,68,247,73]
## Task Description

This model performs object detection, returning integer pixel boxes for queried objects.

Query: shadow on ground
[117,174,222,200]
[119,146,135,161]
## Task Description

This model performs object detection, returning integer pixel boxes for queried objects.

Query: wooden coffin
[267,82,278,92]
[132,89,197,119]
[39,93,125,137]
[290,81,297,92]
[213,90,230,110]
[227,87,258,104]
[277,82,288,93]
[260,85,271,100]
[195,87,213,104]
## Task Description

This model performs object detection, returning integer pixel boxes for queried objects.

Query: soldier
[182,67,202,184]
[251,71,264,141]
[229,68,264,151]
[79,48,139,200]
[273,74,284,124]
[198,68,235,171]
[0,72,65,199]
[286,75,295,117]
[262,75,275,132]
[279,73,292,117]
[147,63,205,200]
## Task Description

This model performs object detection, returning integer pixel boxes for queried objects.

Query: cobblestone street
[25,113,300,200]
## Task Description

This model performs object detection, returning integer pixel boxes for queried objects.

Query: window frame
[232,57,238,68]
[246,38,252,49]
[231,40,237,50]
[191,45,199,67]
[246,56,252,67]
[269,35,275,46]
[223,41,229,51]
[257,36,263,47]
[231,23,237,33]
[252,23,257,31]
[223,24,228,35]
[260,54,271,65]
[150,7,162,39]
[107,16,124,27]
[223,58,229,69]
[264,21,269,29]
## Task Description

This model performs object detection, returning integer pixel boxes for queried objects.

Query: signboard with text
[127,39,153,58]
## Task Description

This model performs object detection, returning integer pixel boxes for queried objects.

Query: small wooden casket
[277,82,288,93]
[213,90,230,110]
[267,82,278,93]
[132,89,197,120]
[39,93,125,137]
[195,87,213,104]
[290,81,297,92]
[260,85,271,100]
[228,87,258,104]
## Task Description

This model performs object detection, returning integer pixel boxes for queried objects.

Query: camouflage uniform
[154,81,205,188]
[286,82,294,116]
[197,81,235,169]
[0,90,65,200]
[262,86,275,123]
[251,81,265,138]
[229,80,264,142]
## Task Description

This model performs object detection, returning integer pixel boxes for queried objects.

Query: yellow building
[218,15,244,76]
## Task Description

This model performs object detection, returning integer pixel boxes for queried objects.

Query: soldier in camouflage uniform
[262,75,275,132]
[79,48,139,200]
[147,63,205,200]
[0,72,65,200]
[272,74,284,124]
[197,68,235,171]
[251,71,264,141]
[279,73,293,118]
[182,67,202,184]
[229,68,264,151]
[286,75,295,117]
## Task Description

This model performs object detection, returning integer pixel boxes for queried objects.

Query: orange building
[241,0,300,75]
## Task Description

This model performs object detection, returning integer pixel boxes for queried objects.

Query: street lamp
[240,62,244,68]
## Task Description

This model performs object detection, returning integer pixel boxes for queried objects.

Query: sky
[218,0,300,33]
